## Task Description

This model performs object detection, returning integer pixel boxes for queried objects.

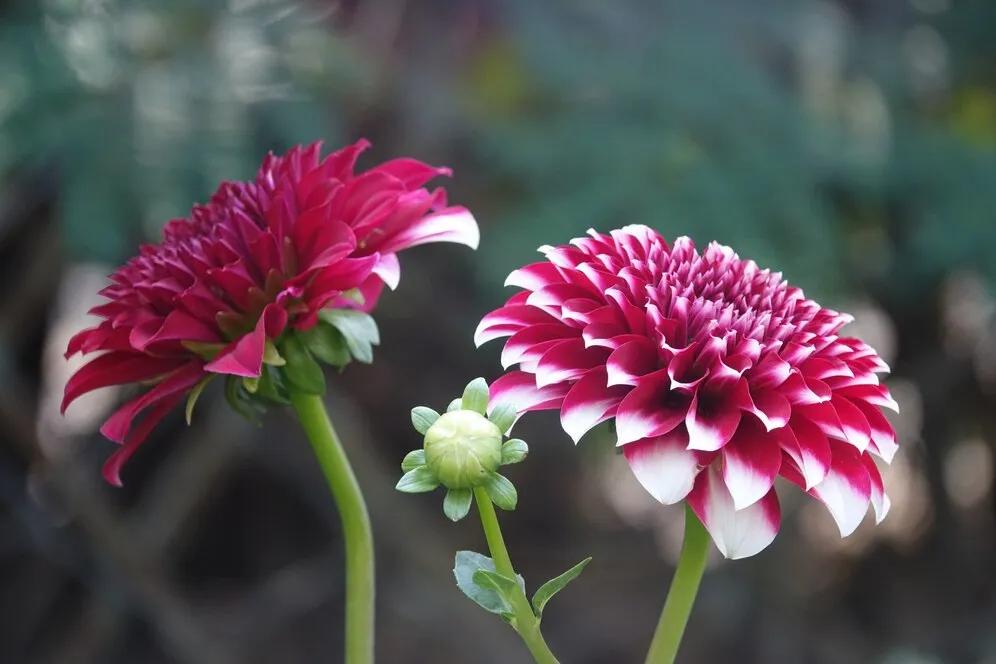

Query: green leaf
[185,377,213,425]
[256,365,292,405]
[500,439,529,465]
[319,309,380,364]
[483,472,517,511]
[411,406,440,435]
[262,340,286,366]
[447,398,464,413]
[443,488,473,521]
[531,557,592,618]
[339,288,365,305]
[472,569,520,597]
[462,377,490,415]
[396,466,440,493]
[488,402,517,434]
[453,551,513,617]
[280,334,327,395]
[299,321,352,369]
[224,376,263,426]
[242,376,260,394]
[401,449,426,472]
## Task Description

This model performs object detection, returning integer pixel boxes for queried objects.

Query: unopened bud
[424,410,502,489]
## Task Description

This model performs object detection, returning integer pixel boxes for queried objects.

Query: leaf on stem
[299,321,351,368]
[318,309,380,364]
[473,569,520,599]
[531,557,592,619]
[453,551,512,616]
[280,335,327,395]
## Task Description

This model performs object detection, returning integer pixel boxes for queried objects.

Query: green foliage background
[1,0,992,303]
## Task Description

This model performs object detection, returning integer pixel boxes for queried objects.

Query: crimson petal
[560,367,629,443]
[721,418,783,509]
[102,390,187,487]
[615,369,689,445]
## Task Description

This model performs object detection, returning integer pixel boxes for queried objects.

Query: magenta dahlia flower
[64,140,478,485]
[476,226,898,559]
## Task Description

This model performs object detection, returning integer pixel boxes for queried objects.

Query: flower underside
[64,140,479,485]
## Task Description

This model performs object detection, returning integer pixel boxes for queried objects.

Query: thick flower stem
[290,392,375,664]
[644,504,710,664]
[472,487,560,664]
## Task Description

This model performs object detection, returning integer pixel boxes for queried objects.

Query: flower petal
[372,207,480,254]
[837,383,899,412]
[853,400,898,463]
[372,157,450,188]
[474,304,559,347]
[721,418,783,510]
[505,262,564,291]
[685,391,742,452]
[372,252,401,290]
[500,324,579,369]
[99,362,205,443]
[62,353,188,413]
[807,442,872,537]
[560,367,629,443]
[606,338,659,387]
[623,428,708,505]
[830,394,872,453]
[535,339,609,388]
[861,453,891,524]
[687,465,781,560]
[777,416,831,489]
[615,370,690,445]
[204,306,276,378]
[102,390,186,487]
[732,381,790,431]
[489,371,569,413]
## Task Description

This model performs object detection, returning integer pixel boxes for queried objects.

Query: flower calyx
[397,377,529,521]
[216,307,381,425]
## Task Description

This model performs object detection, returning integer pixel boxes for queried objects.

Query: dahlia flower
[64,140,479,485]
[476,225,897,559]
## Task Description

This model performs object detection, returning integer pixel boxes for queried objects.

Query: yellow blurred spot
[461,39,528,120]
[950,86,996,149]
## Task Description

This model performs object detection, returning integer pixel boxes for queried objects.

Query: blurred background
[0,0,994,662]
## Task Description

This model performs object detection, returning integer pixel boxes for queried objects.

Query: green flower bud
[424,410,503,489]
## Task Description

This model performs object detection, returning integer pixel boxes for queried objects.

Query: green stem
[473,487,560,664]
[643,504,710,664]
[290,392,375,664]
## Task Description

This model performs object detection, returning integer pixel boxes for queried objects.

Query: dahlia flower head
[64,140,479,485]
[476,225,898,559]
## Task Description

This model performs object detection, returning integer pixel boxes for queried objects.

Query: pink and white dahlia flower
[476,225,897,559]
[64,140,479,485]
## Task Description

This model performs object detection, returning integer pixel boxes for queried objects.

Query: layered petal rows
[477,225,898,559]
[65,140,479,484]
